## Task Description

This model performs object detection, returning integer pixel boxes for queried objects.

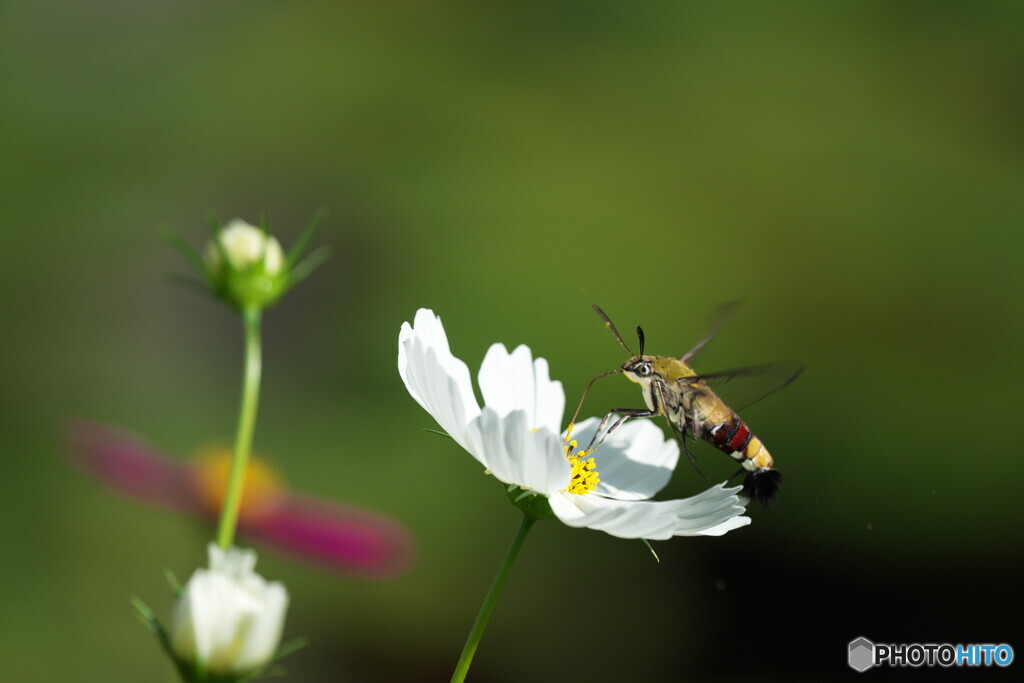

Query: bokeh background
[2,2,1022,681]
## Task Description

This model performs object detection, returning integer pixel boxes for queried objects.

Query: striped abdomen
[707,413,773,471]
[706,412,781,506]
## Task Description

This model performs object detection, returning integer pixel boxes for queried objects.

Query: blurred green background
[2,1,1022,680]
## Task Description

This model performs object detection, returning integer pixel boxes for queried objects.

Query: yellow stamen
[563,440,600,496]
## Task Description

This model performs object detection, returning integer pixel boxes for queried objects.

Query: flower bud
[204,219,288,311]
[170,543,289,677]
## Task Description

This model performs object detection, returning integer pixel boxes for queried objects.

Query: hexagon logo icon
[849,637,875,672]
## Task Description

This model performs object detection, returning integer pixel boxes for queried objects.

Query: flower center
[563,439,600,495]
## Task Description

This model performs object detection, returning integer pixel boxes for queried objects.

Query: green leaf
[641,538,660,563]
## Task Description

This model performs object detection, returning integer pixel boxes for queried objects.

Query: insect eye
[636,362,652,377]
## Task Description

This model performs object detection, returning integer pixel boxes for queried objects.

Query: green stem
[216,306,263,549]
[451,514,536,683]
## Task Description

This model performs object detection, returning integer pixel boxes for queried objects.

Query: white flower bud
[170,543,289,676]
[201,219,290,311]
[204,219,284,276]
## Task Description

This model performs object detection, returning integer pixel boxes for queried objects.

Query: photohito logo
[848,637,1014,671]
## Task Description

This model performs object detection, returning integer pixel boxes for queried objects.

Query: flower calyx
[505,484,556,520]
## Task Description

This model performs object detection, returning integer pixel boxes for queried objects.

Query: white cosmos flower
[170,543,289,676]
[399,309,750,539]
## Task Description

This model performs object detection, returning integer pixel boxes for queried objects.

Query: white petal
[694,515,752,536]
[208,544,258,577]
[169,577,198,662]
[178,568,262,672]
[567,418,679,501]
[478,343,565,434]
[205,220,285,275]
[465,408,571,494]
[549,482,749,540]
[171,545,288,675]
[398,309,481,451]
[667,483,752,536]
[234,582,289,672]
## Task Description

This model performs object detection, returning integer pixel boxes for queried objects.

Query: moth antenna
[593,305,633,355]
[636,325,645,357]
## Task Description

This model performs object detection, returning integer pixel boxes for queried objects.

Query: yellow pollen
[194,447,286,523]
[563,440,600,495]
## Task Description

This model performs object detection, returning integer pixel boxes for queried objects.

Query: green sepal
[164,568,184,598]
[229,636,307,682]
[204,211,223,237]
[132,596,200,683]
[165,273,215,299]
[285,207,327,271]
[281,246,331,295]
[505,484,555,520]
[273,637,308,662]
[160,227,206,276]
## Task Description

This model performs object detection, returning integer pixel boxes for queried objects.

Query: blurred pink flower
[68,421,413,579]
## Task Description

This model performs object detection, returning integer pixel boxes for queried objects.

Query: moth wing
[679,300,743,362]
[676,361,804,411]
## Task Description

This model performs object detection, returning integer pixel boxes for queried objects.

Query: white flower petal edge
[399,309,481,454]
[478,343,565,435]
[465,408,571,495]
[549,483,750,539]
[567,417,679,501]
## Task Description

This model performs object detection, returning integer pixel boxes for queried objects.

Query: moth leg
[584,408,658,453]
[669,418,706,478]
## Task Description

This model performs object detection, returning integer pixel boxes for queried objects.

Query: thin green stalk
[216,306,263,549]
[451,514,536,683]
